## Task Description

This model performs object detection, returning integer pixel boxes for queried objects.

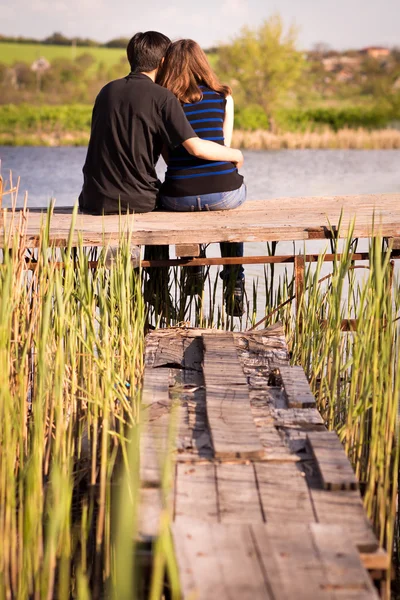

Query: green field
[0,42,126,70]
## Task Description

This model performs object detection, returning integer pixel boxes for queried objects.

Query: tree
[43,32,70,46]
[104,37,130,49]
[217,14,305,131]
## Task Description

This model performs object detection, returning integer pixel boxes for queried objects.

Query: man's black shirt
[79,73,196,214]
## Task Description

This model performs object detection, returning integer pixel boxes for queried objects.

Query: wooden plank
[310,523,379,598]
[5,193,400,246]
[137,487,163,541]
[202,333,264,459]
[217,464,264,523]
[140,366,186,485]
[205,384,265,459]
[182,336,203,371]
[278,364,316,408]
[140,413,171,486]
[175,243,201,257]
[272,406,324,429]
[255,462,315,523]
[152,335,185,368]
[359,548,390,571]
[309,486,379,552]
[141,365,169,407]
[308,430,359,491]
[252,523,335,600]
[172,521,271,600]
[202,332,248,386]
[175,463,218,522]
[253,523,379,599]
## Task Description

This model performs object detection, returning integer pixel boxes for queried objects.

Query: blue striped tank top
[160,85,243,197]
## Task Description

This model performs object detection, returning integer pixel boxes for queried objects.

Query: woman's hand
[233,150,244,170]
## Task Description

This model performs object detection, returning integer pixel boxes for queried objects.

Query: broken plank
[172,521,272,600]
[255,462,315,524]
[217,464,264,523]
[278,364,316,408]
[152,334,184,368]
[182,336,203,371]
[308,430,359,491]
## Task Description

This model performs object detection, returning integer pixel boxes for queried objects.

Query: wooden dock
[2,193,400,247]
[139,325,388,599]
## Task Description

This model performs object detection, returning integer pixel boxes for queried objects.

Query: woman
[157,39,246,317]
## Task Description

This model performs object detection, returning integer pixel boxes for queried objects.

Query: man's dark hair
[127,31,171,73]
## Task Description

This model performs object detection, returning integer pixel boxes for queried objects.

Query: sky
[0,0,399,50]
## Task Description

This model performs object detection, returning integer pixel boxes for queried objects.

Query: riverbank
[2,127,400,149]
[1,103,400,149]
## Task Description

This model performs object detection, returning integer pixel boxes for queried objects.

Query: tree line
[0,32,131,49]
[1,16,400,131]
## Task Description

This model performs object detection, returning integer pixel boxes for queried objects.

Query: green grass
[0,42,126,71]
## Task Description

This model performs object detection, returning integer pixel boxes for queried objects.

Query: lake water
[1,146,399,319]
[1,146,400,206]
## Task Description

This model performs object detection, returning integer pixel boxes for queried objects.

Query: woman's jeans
[158,183,247,282]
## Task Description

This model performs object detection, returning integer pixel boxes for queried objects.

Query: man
[79,31,244,214]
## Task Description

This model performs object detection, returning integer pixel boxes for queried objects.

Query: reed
[233,127,400,150]
[0,206,148,598]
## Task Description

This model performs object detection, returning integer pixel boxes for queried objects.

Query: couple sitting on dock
[79,31,246,316]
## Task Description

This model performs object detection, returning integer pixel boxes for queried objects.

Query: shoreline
[1,127,400,149]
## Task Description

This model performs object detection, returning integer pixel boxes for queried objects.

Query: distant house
[360,46,390,59]
[31,57,51,73]
[322,55,361,72]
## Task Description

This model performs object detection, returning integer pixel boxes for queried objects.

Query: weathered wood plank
[140,367,170,486]
[310,523,379,599]
[205,384,265,459]
[278,364,316,408]
[202,334,264,459]
[137,487,163,541]
[141,365,169,407]
[309,486,379,552]
[308,430,359,491]
[175,463,218,522]
[5,193,400,246]
[253,523,379,599]
[217,464,264,523]
[359,548,390,571]
[202,332,248,386]
[252,523,334,600]
[255,462,315,523]
[152,335,185,368]
[172,521,271,600]
[175,243,201,257]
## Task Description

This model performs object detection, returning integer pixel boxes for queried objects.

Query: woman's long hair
[157,39,231,103]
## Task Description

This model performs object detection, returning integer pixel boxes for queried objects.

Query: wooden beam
[278,364,316,409]
[175,243,201,257]
[308,430,359,491]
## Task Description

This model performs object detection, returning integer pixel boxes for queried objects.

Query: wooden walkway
[2,193,400,246]
[139,325,388,599]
